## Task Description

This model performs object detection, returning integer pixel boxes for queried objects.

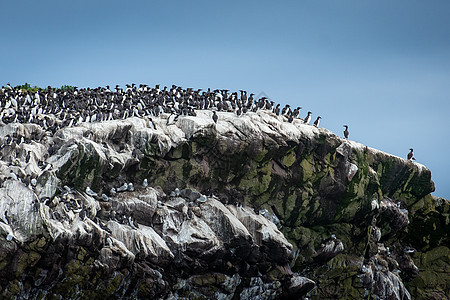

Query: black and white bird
[292,107,302,118]
[304,112,312,124]
[287,114,294,123]
[273,104,281,116]
[1,211,9,225]
[166,113,178,125]
[212,111,218,123]
[148,117,157,130]
[313,116,321,127]
[128,215,139,230]
[25,151,31,163]
[343,125,349,139]
[407,148,415,160]
[281,104,291,116]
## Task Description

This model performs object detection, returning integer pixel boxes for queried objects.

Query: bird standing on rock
[85,186,97,197]
[343,125,349,139]
[292,107,301,118]
[287,114,294,123]
[117,183,128,192]
[212,111,218,123]
[313,116,321,127]
[407,148,415,160]
[273,104,281,116]
[281,104,291,116]
[304,112,312,124]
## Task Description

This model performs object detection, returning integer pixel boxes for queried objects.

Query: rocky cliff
[0,110,448,299]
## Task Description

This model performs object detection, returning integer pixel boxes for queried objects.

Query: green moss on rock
[300,155,315,182]
[281,150,296,168]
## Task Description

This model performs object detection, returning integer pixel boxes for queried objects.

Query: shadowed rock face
[0,110,447,299]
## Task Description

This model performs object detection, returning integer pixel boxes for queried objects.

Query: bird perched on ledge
[313,116,321,127]
[304,112,312,124]
[343,125,349,139]
[407,148,415,160]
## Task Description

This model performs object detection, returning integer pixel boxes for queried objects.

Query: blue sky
[2,0,449,198]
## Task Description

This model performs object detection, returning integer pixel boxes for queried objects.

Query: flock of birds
[0,83,325,131]
[0,83,416,160]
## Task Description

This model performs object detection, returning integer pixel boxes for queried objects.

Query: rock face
[0,110,448,299]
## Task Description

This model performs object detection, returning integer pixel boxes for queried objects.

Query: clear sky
[2,0,449,198]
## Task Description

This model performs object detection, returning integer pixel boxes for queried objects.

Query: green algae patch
[77,247,88,261]
[51,258,100,298]
[300,155,315,182]
[106,271,125,294]
[334,198,361,222]
[407,246,450,300]
[239,168,257,190]
[94,271,126,297]
[15,250,42,277]
[0,259,8,271]
[58,143,104,190]
[281,150,296,168]
[65,259,91,280]
[6,279,22,296]
[254,148,269,163]
[27,237,47,252]
[239,162,272,195]
[191,273,228,286]
[419,246,450,266]
[284,193,298,218]
[254,192,271,207]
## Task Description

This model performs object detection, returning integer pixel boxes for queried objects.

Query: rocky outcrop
[0,110,448,299]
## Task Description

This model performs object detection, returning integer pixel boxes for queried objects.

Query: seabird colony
[1,83,419,160]
[0,83,316,134]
